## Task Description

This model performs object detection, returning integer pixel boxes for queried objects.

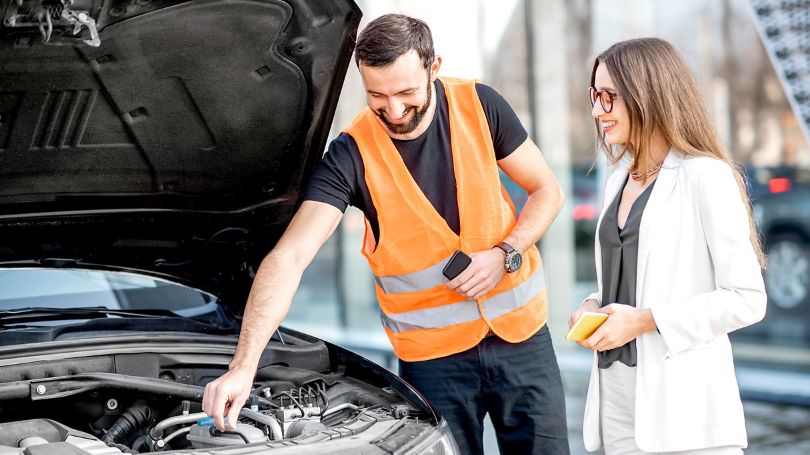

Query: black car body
[0,0,459,453]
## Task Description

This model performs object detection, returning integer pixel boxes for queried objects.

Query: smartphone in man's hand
[442,250,472,280]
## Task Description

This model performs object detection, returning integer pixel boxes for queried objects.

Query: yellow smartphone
[566,312,609,341]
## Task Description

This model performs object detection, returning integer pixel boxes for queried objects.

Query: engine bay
[0,333,431,454]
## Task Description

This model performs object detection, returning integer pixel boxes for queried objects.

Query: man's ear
[430,55,442,80]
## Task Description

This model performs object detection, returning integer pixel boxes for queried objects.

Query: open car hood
[0,0,361,310]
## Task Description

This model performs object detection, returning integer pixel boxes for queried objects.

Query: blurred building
[285,0,810,370]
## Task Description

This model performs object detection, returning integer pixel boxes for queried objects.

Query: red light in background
[573,204,598,221]
[769,177,791,193]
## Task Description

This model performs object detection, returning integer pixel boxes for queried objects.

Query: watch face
[507,251,522,272]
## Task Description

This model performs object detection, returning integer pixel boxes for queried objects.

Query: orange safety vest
[344,77,548,362]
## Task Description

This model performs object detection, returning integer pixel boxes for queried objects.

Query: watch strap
[493,241,515,254]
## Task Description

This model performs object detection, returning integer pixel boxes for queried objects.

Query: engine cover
[187,422,268,448]
[0,419,124,454]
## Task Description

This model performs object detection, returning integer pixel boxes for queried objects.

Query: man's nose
[386,98,405,117]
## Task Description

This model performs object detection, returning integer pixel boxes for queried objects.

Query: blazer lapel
[636,150,684,307]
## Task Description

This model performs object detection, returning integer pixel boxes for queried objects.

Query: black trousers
[399,325,570,455]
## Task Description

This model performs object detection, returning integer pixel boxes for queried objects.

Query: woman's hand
[580,304,657,352]
[569,299,601,349]
[568,298,600,329]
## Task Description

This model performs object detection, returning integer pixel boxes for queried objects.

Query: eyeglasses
[588,86,619,113]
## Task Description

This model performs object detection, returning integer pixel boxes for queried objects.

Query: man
[202,13,569,454]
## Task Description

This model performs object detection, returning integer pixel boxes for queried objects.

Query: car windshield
[0,268,218,316]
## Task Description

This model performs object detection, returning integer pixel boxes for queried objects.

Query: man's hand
[202,367,255,431]
[580,304,656,352]
[445,248,506,300]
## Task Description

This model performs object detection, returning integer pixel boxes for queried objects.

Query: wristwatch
[493,241,522,273]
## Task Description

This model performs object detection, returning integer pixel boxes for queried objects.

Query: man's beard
[375,78,432,135]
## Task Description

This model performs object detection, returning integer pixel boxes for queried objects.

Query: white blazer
[582,151,767,452]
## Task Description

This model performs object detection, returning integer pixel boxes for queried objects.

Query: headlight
[407,419,460,454]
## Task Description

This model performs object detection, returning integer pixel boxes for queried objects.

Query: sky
[356,0,521,78]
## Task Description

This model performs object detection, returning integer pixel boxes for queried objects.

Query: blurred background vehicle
[735,165,810,348]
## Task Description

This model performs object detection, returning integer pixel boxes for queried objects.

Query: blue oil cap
[196,417,229,426]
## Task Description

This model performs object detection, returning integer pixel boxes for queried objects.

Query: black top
[598,176,656,369]
[303,80,529,242]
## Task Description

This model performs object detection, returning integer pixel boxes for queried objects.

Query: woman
[569,37,767,454]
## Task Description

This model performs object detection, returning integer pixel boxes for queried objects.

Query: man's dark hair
[355,14,435,69]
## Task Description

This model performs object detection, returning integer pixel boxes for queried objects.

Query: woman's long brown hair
[591,37,766,269]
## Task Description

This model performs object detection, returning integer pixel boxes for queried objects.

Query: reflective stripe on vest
[375,253,455,294]
[380,266,546,332]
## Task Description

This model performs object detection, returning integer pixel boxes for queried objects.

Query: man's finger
[211,392,230,431]
[468,281,491,300]
[226,398,242,431]
[202,383,211,415]
[453,273,480,295]
[446,267,476,290]
[460,278,481,295]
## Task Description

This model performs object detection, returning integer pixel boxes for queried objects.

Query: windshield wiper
[0,307,179,325]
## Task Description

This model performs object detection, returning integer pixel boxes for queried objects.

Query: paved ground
[538,358,810,455]
[742,400,810,454]
[482,365,810,454]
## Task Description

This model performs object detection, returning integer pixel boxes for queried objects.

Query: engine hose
[239,407,283,440]
[149,412,209,440]
[102,401,153,445]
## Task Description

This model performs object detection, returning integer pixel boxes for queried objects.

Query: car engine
[0,336,430,454]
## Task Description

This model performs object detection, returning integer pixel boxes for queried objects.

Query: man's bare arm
[228,201,343,371]
[497,137,564,252]
[202,200,343,430]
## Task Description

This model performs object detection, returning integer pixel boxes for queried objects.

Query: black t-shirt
[304,80,528,242]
